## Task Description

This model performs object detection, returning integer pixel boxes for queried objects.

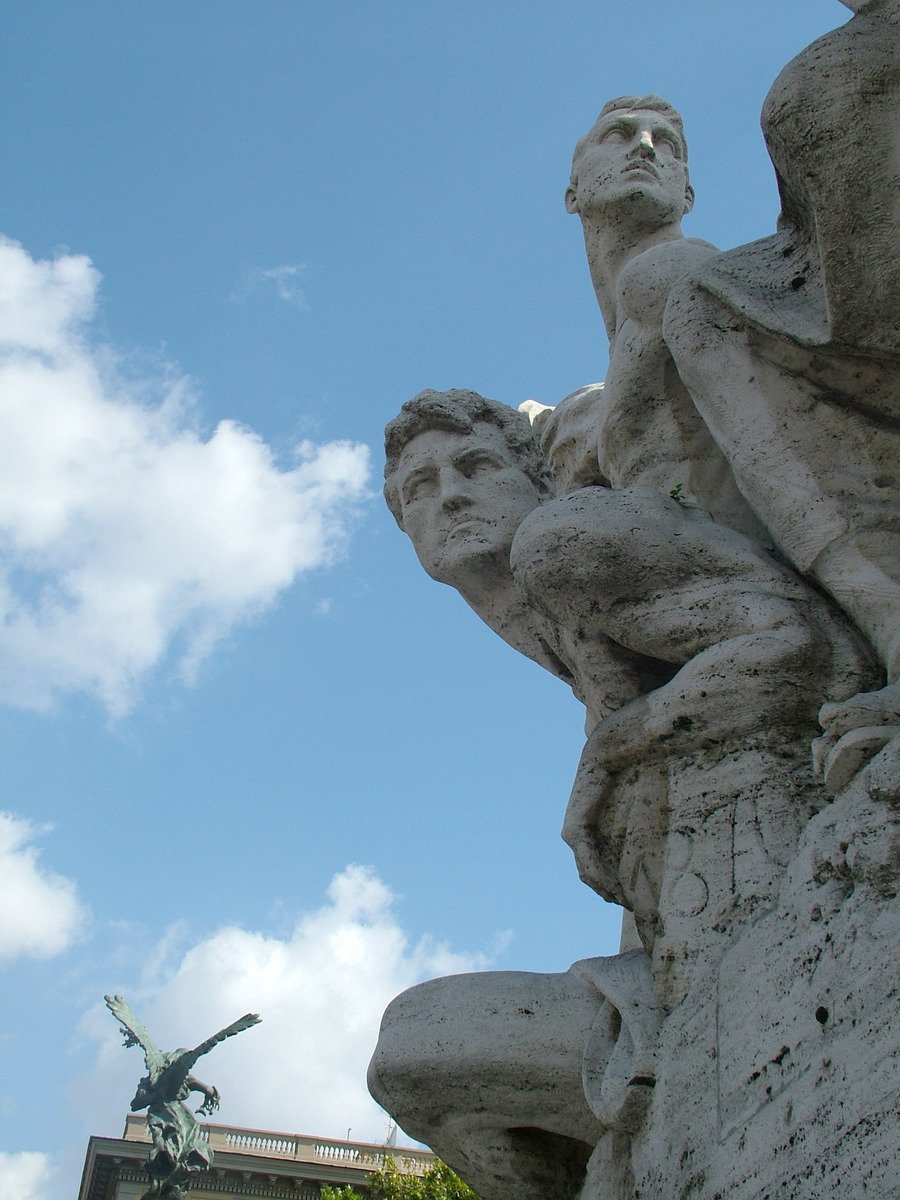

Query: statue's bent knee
[368,969,605,1149]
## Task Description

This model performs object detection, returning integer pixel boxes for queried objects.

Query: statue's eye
[402,472,436,503]
[600,127,627,144]
[459,453,500,477]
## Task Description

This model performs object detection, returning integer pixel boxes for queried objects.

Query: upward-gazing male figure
[558,95,759,537]
[559,90,899,790]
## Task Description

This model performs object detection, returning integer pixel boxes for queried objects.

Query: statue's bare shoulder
[617,238,717,331]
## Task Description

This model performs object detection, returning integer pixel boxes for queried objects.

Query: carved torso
[597,240,764,538]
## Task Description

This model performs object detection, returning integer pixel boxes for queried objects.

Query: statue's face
[567,108,692,226]
[394,422,544,587]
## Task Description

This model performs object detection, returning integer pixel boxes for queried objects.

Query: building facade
[78,1114,434,1200]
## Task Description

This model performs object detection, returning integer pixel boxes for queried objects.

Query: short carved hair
[571,94,688,183]
[384,388,551,528]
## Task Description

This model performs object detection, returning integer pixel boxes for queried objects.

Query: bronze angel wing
[104,994,166,1078]
[179,1012,262,1074]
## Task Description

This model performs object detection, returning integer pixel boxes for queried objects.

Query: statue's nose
[439,467,472,512]
[636,131,656,158]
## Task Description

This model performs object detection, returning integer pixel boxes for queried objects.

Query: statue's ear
[565,185,579,214]
[683,183,695,215]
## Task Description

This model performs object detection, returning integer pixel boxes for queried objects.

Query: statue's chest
[597,320,684,486]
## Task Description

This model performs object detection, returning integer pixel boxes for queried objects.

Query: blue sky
[0,2,852,1196]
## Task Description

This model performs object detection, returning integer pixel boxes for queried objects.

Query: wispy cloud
[82,865,494,1142]
[233,264,311,309]
[0,812,85,962]
[0,236,369,714]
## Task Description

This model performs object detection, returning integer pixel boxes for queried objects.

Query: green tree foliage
[320,1157,480,1200]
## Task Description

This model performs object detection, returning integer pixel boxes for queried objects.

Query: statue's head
[566,94,694,228]
[385,389,552,589]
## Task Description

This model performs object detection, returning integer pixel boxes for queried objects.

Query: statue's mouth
[448,516,487,537]
[623,162,660,180]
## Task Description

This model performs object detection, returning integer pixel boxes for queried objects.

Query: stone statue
[559,94,762,538]
[662,0,900,792]
[384,383,873,983]
[369,952,663,1200]
[374,385,877,1188]
[370,5,898,1198]
[105,994,261,1199]
[556,13,900,793]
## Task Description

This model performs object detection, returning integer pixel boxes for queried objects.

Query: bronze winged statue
[105,994,261,1199]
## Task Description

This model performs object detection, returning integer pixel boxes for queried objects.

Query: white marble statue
[663,0,900,792]
[555,4,900,794]
[370,5,899,1198]
[383,389,873,970]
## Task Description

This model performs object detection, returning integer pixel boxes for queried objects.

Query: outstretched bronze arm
[186,1075,221,1115]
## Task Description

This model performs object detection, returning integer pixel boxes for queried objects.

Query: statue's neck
[579,215,685,340]
[458,567,572,682]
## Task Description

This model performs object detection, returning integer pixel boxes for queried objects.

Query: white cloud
[260,265,310,308]
[0,812,85,961]
[234,264,310,309]
[84,866,492,1143]
[0,1152,53,1200]
[0,236,370,715]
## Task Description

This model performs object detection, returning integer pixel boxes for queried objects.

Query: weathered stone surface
[370,4,899,1197]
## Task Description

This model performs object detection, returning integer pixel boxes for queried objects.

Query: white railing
[122,1113,433,1174]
